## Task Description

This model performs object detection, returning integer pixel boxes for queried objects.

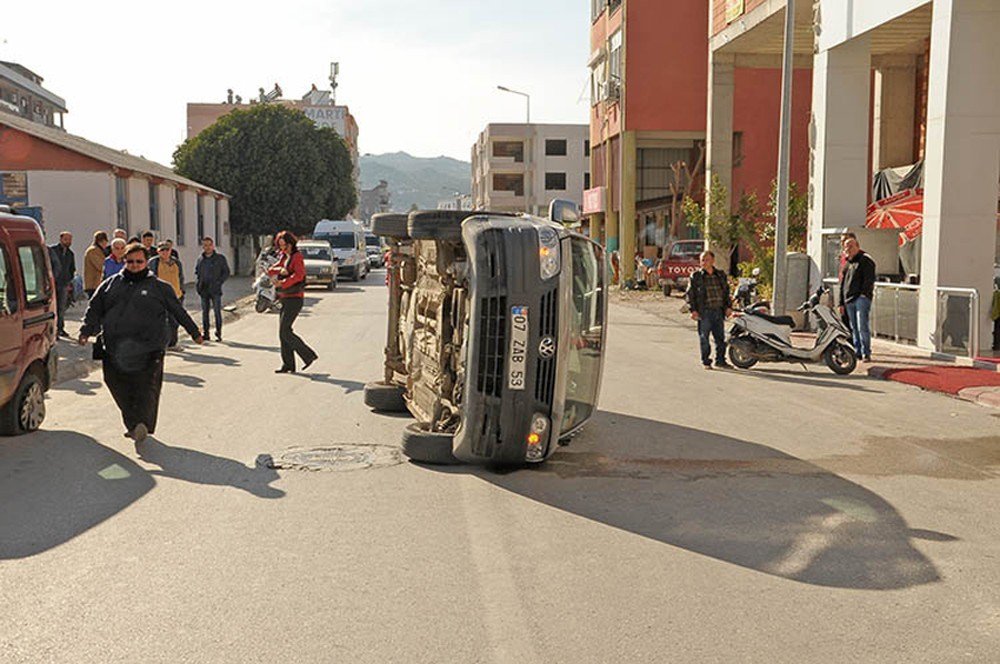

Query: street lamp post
[498,85,532,213]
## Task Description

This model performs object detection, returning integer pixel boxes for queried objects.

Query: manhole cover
[257,445,401,472]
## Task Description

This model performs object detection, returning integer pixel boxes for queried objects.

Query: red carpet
[881,366,1000,395]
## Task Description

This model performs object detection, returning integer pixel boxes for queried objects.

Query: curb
[54,294,256,386]
[868,365,1000,410]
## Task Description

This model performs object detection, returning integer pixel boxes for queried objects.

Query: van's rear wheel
[364,381,408,413]
[408,211,469,242]
[401,423,461,465]
[0,371,45,436]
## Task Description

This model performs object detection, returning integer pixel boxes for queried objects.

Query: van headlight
[526,414,550,462]
[537,227,561,280]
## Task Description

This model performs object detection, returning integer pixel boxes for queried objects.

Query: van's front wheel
[401,423,461,465]
[0,371,45,436]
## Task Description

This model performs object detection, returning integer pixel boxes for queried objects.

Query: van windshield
[316,233,356,249]
[365,235,380,248]
[562,238,605,433]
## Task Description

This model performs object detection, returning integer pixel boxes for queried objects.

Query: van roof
[0,212,45,238]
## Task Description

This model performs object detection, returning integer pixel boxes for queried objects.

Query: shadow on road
[163,373,206,388]
[427,411,951,590]
[291,373,365,394]
[0,430,154,559]
[177,350,240,367]
[725,368,884,393]
[136,438,284,499]
[52,378,103,396]
[221,341,279,353]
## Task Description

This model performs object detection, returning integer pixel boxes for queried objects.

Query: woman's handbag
[92,334,107,361]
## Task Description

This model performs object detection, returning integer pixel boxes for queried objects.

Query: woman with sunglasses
[268,231,318,373]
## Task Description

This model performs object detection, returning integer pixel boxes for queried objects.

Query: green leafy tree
[683,175,761,273]
[173,104,357,238]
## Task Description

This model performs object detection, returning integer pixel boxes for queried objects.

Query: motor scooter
[727,287,857,375]
[254,254,282,314]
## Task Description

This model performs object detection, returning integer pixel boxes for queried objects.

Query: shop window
[546,172,567,191]
[545,139,567,157]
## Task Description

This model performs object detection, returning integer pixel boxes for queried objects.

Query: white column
[705,51,734,269]
[918,0,1000,354]
[807,36,872,284]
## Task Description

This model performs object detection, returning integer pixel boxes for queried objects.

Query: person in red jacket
[268,231,318,373]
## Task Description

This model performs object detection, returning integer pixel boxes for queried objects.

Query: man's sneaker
[215,333,223,342]
[703,364,713,370]
[132,423,148,444]
[715,362,732,370]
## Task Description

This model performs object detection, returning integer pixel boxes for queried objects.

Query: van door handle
[23,312,55,328]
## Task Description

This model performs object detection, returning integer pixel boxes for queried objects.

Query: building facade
[471,123,589,215]
[0,112,230,279]
[359,180,392,223]
[0,62,67,130]
[709,0,1000,355]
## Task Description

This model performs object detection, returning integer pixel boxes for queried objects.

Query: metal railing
[872,283,920,346]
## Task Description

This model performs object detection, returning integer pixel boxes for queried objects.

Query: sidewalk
[55,276,255,384]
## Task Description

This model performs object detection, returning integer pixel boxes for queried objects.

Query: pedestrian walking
[164,238,180,261]
[48,231,75,338]
[108,228,127,256]
[84,231,109,298]
[78,243,203,443]
[149,242,186,348]
[686,250,733,369]
[104,238,127,279]
[268,231,318,374]
[839,234,877,363]
[141,231,156,258]
[195,237,230,342]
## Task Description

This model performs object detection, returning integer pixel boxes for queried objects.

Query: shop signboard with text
[725,0,745,22]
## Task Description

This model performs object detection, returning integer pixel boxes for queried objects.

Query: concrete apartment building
[708,0,1000,356]
[587,0,811,280]
[0,112,230,276]
[471,123,589,215]
[0,61,68,130]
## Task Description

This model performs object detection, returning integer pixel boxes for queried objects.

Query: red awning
[865,188,924,246]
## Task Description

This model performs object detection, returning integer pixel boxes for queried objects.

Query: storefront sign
[725,0,745,22]
[583,186,606,215]
[302,105,348,137]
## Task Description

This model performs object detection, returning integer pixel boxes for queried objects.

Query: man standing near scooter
[839,234,877,363]
[687,250,733,370]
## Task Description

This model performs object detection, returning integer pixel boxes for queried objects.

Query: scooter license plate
[508,306,528,391]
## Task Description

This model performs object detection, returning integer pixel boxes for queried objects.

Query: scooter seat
[748,311,796,328]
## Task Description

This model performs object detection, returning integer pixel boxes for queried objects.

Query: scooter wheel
[824,343,857,375]
[728,338,758,369]
[255,295,270,313]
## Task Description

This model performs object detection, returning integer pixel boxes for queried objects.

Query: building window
[493,173,524,197]
[492,141,524,163]
[148,182,159,231]
[545,172,567,191]
[175,189,185,246]
[609,30,623,85]
[732,131,745,168]
[545,139,567,157]
[115,176,129,233]
[197,196,205,240]
[584,173,591,190]
[584,140,591,157]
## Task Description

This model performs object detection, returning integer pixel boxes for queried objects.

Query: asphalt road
[1,272,998,663]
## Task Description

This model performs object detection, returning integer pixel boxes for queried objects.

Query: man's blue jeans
[201,292,223,336]
[846,295,872,359]
[698,308,727,366]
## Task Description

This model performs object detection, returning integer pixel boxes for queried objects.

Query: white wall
[26,170,115,274]
[817,0,930,51]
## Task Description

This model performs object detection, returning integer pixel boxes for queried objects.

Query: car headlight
[321,266,331,274]
[537,227,561,281]
[525,414,550,462]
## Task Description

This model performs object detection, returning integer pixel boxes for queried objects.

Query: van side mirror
[549,199,580,226]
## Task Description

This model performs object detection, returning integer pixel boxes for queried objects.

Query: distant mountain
[360,152,471,212]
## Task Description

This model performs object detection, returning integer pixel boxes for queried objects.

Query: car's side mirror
[549,199,581,226]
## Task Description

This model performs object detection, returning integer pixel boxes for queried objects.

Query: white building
[471,123,590,215]
[0,112,231,278]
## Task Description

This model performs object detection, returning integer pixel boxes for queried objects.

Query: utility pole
[772,0,795,314]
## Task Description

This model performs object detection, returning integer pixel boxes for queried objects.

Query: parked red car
[0,207,58,434]
[656,239,705,297]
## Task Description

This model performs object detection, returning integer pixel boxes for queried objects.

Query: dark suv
[364,203,607,467]
[0,207,58,435]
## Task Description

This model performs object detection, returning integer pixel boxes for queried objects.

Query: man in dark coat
[48,231,76,338]
[78,243,203,442]
[686,250,733,369]
[195,236,231,342]
[838,234,877,362]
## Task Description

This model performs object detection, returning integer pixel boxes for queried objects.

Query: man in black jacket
[78,243,203,443]
[48,231,76,338]
[686,250,733,369]
[839,234,877,362]
[195,236,230,341]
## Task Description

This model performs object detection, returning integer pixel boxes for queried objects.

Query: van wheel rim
[20,382,45,431]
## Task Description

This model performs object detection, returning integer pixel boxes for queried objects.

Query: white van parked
[312,220,369,281]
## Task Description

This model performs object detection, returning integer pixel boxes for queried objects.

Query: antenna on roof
[329,62,340,105]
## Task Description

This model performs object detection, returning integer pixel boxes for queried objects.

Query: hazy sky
[1,0,591,166]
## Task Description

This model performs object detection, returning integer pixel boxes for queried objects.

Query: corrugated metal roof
[0,111,228,197]
[0,62,68,112]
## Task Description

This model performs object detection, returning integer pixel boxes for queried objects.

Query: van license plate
[508,306,528,390]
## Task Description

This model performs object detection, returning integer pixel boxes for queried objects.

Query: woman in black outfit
[267,231,318,373]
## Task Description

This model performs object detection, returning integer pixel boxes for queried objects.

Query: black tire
[372,213,409,239]
[255,295,270,313]
[363,381,408,413]
[824,342,857,375]
[728,337,758,369]
[662,284,672,297]
[408,210,469,241]
[0,371,46,436]
[401,423,461,465]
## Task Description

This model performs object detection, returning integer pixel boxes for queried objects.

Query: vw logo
[538,336,556,359]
